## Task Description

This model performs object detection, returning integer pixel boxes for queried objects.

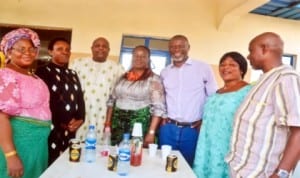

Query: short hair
[133,45,151,57]
[48,37,70,50]
[170,34,189,43]
[219,51,248,79]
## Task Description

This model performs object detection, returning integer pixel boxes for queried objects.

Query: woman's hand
[68,119,83,132]
[6,154,23,178]
[144,133,155,148]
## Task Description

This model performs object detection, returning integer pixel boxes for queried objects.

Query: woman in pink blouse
[0,28,51,178]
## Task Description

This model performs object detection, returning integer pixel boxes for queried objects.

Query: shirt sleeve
[203,64,218,97]
[149,75,167,117]
[107,64,125,107]
[74,72,86,121]
[0,70,21,115]
[106,80,118,107]
[274,72,300,127]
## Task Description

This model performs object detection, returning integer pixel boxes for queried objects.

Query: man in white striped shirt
[226,32,300,178]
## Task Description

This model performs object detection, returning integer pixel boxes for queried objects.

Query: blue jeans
[158,123,199,166]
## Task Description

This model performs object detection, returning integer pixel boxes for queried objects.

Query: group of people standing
[0,27,299,178]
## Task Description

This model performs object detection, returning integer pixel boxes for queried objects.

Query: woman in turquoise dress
[0,28,51,178]
[193,52,251,178]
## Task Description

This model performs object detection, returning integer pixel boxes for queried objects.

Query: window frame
[119,35,171,74]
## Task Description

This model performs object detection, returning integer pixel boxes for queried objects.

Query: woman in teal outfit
[193,52,251,178]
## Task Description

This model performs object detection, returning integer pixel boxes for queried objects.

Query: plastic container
[101,127,111,156]
[117,133,131,176]
[85,125,97,163]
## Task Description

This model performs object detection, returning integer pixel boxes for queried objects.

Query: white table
[40,146,196,178]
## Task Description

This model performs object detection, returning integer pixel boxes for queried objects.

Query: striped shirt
[226,65,300,178]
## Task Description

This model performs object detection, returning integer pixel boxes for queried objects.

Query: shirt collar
[170,57,192,68]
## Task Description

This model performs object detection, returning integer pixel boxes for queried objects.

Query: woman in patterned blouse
[105,45,167,147]
[35,37,85,165]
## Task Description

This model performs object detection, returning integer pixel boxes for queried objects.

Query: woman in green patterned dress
[105,45,167,146]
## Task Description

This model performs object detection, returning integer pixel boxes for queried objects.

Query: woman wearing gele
[0,28,51,178]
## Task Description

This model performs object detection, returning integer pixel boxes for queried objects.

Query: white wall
[1,0,300,85]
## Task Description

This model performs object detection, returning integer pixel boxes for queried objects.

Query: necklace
[10,61,33,76]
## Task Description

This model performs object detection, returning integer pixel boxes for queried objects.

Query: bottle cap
[123,133,130,140]
[132,122,143,137]
[89,125,95,130]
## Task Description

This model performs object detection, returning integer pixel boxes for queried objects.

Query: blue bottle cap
[123,133,130,140]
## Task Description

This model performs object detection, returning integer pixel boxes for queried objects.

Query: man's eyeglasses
[12,47,38,54]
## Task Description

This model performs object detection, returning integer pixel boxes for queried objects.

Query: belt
[166,118,201,128]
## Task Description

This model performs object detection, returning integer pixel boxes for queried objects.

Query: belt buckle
[175,121,183,127]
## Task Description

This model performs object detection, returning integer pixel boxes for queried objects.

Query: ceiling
[250,0,300,20]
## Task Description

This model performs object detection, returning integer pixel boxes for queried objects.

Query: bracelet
[149,130,155,135]
[104,121,111,127]
[4,150,17,158]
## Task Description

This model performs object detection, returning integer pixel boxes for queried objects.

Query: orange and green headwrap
[0,28,40,56]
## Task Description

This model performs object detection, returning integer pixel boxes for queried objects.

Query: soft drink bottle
[130,122,143,166]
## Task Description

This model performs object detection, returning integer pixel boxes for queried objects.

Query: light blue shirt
[160,58,217,122]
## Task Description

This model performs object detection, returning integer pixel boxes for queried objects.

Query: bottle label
[118,149,130,161]
[86,139,96,144]
[131,138,143,155]
[86,145,95,150]
[86,138,96,148]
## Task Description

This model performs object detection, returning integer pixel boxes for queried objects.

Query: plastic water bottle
[117,133,131,176]
[101,127,111,156]
[85,125,97,163]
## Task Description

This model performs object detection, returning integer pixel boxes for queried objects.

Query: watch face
[277,169,289,178]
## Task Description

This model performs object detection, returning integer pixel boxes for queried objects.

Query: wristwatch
[149,130,155,135]
[276,169,290,178]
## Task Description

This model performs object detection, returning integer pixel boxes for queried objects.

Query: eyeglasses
[12,47,38,54]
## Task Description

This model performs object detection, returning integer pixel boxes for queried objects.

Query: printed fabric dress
[69,58,124,143]
[36,62,85,165]
[107,74,166,145]
[193,85,251,178]
[0,68,51,178]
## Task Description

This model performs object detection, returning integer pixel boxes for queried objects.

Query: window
[119,35,171,75]
[282,54,296,67]
[250,54,297,82]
